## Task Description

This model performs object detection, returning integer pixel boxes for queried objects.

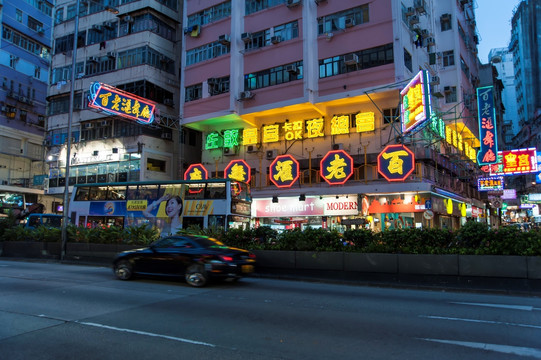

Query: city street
[0,259,540,359]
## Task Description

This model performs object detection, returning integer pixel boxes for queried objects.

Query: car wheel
[114,260,133,280]
[185,264,208,287]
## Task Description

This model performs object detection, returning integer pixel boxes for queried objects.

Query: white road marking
[451,302,541,311]
[78,321,216,347]
[420,315,541,330]
[419,338,541,359]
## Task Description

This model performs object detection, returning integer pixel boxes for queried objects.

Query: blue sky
[474,0,522,63]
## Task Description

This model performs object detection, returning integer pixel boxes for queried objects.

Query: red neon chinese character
[482,149,496,163]
[481,117,494,129]
[483,130,494,147]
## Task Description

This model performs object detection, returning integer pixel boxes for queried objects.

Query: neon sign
[400,70,431,134]
[377,144,415,182]
[476,86,498,164]
[477,176,504,191]
[501,148,537,174]
[224,159,251,183]
[269,155,300,188]
[88,82,156,124]
[320,150,354,185]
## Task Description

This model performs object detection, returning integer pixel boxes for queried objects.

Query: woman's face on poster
[166,197,182,218]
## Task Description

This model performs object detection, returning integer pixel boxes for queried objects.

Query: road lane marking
[420,315,541,330]
[451,302,541,311]
[78,321,216,347]
[419,338,541,359]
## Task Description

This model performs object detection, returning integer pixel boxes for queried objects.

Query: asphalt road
[0,259,540,360]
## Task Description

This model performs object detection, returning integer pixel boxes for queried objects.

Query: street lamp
[60,0,119,260]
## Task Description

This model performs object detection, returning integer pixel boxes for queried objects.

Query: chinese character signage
[477,176,504,191]
[377,144,415,182]
[320,150,354,185]
[184,164,208,181]
[355,112,375,132]
[269,155,300,188]
[224,159,251,183]
[400,70,431,134]
[88,82,156,124]
[476,86,498,165]
[501,148,537,175]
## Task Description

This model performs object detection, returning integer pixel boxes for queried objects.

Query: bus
[69,179,251,235]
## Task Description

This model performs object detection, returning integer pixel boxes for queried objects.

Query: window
[186,41,230,66]
[460,57,469,77]
[246,0,283,15]
[208,77,230,96]
[383,108,400,123]
[34,66,41,79]
[245,61,303,91]
[2,26,51,60]
[119,13,175,41]
[440,14,452,31]
[116,46,175,74]
[185,84,202,102]
[187,1,231,27]
[404,48,412,72]
[319,44,394,79]
[55,8,64,24]
[442,50,454,67]
[16,9,22,22]
[317,4,369,34]
[147,158,166,172]
[445,86,457,103]
[28,17,43,32]
[244,29,271,51]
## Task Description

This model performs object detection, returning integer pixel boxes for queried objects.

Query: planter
[459,255,528,278]
[253,250,295,269]
[295,251,344,271]
[344,253,398,273]
[1,241,46,258]
[398,254,458,276]
[527,257,541,279]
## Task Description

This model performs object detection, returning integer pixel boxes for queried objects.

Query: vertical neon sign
[476,86,498,165]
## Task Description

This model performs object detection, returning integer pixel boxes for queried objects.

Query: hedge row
[1,219,540,256]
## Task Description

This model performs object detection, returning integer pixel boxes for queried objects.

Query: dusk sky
[474,0,522,63]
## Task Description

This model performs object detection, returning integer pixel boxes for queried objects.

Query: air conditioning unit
[246,145,257,153]
[430,76,440,85]
[344,53,359,65]
[239,91,254,100]
[88,56,99,63]
[164,99,174,106]
[38,28,45,34]
[443,86,452,94]
[286,0,301,8]
[161,133,172,139]
[106,52,116,58]
[426,37,436,46]
[123,15,134,23]
[218,34,231,45]
[271,36,282,44]
[409,15,420,25]
[405,7,415,16]
[285,64,298,74]
[223,147,236,156]
[421,29,430,38]
[414,0,426,13]
[84,123,94,129]
[266,149,278,159]
[344,15,355,28]
[333,143,344,150]
[241,32,253,43]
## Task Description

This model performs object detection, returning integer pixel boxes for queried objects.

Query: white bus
[68,179,251,235]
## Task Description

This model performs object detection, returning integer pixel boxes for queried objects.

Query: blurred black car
[112,235,256,287]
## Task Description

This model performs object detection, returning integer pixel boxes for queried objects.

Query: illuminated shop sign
[204,111,378,150]
[88,82,156,124]
[477,176,504,191]
[224,159,251,183]
[251,197,358,217]
[476,86,498,164]
[269,155,300,188]
[484,148,538,175]
[537,172,541,184]
[400,70,431,134]
[377,144,415,182]
[528,193,541,203]
[502,189,516,200]
[184,164,208,181]
[427,112,445,139]
[320,150,354,185]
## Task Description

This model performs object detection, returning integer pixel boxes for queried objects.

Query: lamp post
[61,0,80,260]
[60,0,119,260]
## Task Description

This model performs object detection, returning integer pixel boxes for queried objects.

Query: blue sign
[536,172,541,184]
[425,199,432,209]
[476,86,498,165]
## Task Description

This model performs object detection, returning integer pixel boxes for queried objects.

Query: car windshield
[191,236,228,248]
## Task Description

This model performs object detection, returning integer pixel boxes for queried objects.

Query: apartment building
[180,0,491,231]
[0,0,54,216]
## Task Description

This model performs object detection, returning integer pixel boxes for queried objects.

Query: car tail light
[249,253,256,259]
[219,255,233,262]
